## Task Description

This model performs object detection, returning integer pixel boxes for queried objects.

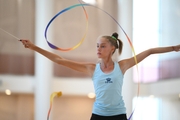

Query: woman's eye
[97,45,105,48]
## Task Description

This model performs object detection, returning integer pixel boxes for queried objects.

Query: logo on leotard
[105,78,113,83]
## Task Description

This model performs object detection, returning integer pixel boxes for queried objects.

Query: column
[35,0,54,120]
[117,0,136,119]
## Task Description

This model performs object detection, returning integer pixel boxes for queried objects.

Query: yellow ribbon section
[47,91,62,120]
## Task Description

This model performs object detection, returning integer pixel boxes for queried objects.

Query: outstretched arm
[119,45,180,74]
[20,39,95,75]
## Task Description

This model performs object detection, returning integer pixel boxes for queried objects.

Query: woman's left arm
[150,45,180,53]
[120,45,180,74]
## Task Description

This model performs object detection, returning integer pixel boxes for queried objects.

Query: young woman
[20,33,180,120]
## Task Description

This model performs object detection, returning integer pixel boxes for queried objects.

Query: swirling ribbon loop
[44,4,89,51]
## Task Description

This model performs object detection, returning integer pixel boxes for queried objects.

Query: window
[133,0,180,83]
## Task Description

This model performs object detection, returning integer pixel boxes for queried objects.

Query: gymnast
[20,32,180,120]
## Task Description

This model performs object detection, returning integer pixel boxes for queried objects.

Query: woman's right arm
[20,39,95,75]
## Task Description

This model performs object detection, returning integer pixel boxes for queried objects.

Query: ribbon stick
[47,91,62,120]
[0,28,20,40]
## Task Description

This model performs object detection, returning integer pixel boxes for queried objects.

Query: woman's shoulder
[87,63,97,75]
[117,60,127,75]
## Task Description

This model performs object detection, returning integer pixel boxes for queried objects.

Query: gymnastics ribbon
[47,91,62,120]
[44,3,89,51]
[45,3,139,120]
[47,1,88,120]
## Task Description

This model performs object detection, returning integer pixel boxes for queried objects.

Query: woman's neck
[100,59,114,68]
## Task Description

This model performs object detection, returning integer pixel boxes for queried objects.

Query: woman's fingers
[20,39,31,48]
[172,45,180,52]
[175,45,180,52]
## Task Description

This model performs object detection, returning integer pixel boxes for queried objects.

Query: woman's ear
[111,46,116,54]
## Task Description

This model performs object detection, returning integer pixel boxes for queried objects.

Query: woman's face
[96,37,115,58]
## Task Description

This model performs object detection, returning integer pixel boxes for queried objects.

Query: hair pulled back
[102,32,123,55]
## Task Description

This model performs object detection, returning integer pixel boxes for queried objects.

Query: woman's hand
[174,44,180,52]
[20,39,35,50]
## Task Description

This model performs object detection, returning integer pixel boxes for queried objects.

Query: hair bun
[112,32,118,39]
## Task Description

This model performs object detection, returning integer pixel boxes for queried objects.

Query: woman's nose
[97,47,100,51]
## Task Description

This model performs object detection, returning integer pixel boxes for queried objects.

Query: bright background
[0,0,180,120]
